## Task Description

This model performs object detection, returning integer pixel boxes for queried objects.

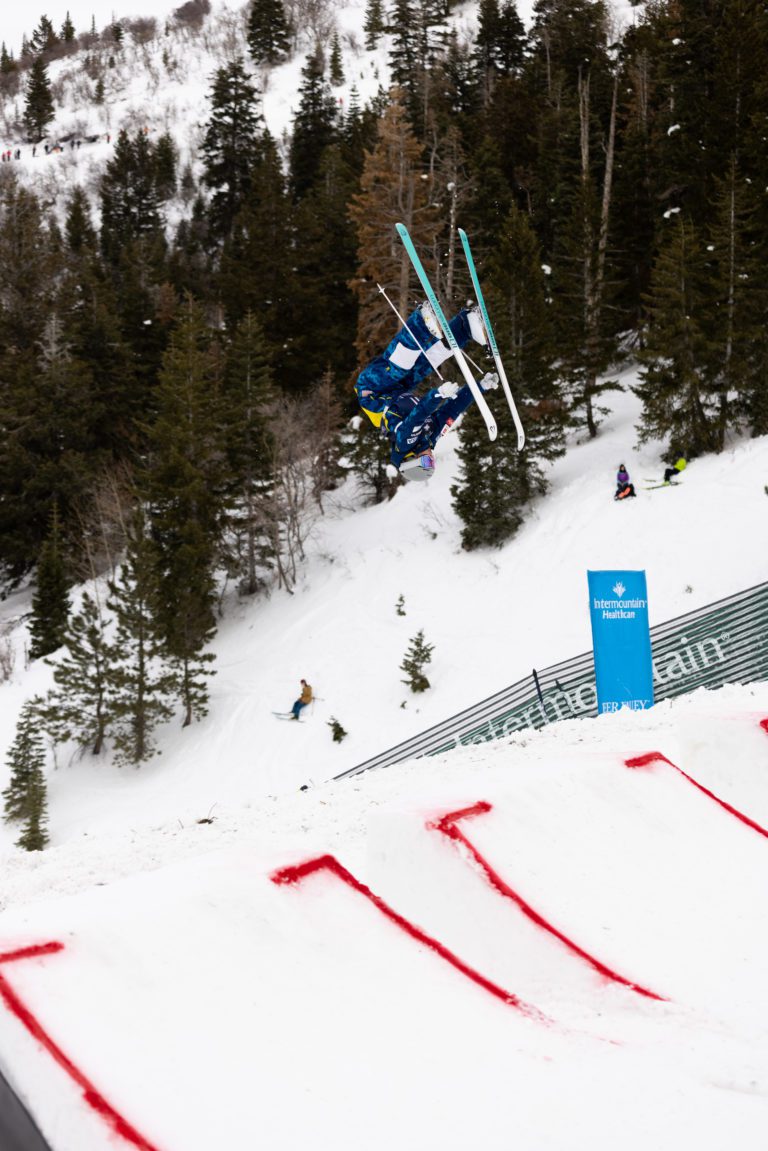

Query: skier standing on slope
[355,302,499,481]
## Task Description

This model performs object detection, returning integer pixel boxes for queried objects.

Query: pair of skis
[395,222,525,450]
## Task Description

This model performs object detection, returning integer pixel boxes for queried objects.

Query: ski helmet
[400,450,436,482]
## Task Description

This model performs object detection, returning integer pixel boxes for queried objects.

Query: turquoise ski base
[458,227,525,450]
[396,222,497,441]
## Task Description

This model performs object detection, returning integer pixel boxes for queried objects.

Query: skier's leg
[357,308,475,407]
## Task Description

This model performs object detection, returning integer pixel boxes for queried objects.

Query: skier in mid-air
[355,302,499,481]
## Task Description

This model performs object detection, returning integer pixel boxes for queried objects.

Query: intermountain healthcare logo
[587,570,654,714]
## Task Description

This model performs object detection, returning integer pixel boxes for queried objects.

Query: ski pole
[376,283,445,381]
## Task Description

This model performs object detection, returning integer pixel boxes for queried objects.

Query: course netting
[338,580,768,779]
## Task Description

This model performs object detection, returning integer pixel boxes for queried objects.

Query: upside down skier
[355,302,499,481]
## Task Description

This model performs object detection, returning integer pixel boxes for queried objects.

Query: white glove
[437,380,461,399]
[480,371,499,392]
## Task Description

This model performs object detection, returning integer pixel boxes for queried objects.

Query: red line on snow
[429,802,664,1001]
[272,854,551,1023]
[625,751,768,840]
[0,942,163,1151]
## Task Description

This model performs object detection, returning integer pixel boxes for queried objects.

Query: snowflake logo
[613,581,626,597]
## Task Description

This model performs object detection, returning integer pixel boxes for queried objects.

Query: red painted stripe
[429,803,664,1001]
[272,854,550,1023]
[0,943,162,1151]
[625,751,768,840]
[0,942,64,964]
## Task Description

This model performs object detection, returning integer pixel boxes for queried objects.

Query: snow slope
[0,377,767,1149]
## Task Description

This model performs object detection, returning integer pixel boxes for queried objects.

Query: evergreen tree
[218,133,297,378]
[474,0,525,103]
[61,12,76,42]
[2,702,46,825]
[349,90,436,366]
[247,0,290,66]
[143,300,224,726]
[28,506,71,660]
[108,506,175,764]
[221,313,276,594]
[154,131,178,200]
[635,214,717,458]
[327,716,347,742]
[24,56,55,141]
[329,31,344,87]
[291,144,358,383]
[289,49,339,200]
[202,58,263,239]
[400,629,434,692]
[47,589,114,755]
[452,204,566,549]
[364,0,386,50]
[0,43,17,76]
[16,763,49,851]
[389,0,449,131]
[100,129,165,261]
[30,16,59,55]
[343,415,398,505]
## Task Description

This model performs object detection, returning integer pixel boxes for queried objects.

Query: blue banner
[587,570,654,714]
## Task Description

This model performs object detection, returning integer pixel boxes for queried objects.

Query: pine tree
[291,144,358,384]
[327,716,347,742]
[635,214,717,458]
[16,773,50,850]
[364,0,386,50]
[46,589,114,755]
[452,204,566,550]
[28,506,71,660]
[221,313,276,594]
[218,132,297,371]
[143,300,224,726]
[289,48,339,200]
[2,702,46,824]
[61,12,76,42]
[247,0,290,66]
[154,132,178,200]
[400,629,434,692]
[348,90,436,366]
[108,506,175,765]
[100,129,165,261]
[30,16,59,55]
[0,43,17,75]
[329,31,344,86]
[24,56,55,141]
[202,58,263,239]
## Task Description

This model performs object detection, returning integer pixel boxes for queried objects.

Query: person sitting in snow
[355,302,498,482]
[290,679,313,721]
[615,463,636,500]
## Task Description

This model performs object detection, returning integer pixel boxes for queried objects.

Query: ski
[395,222,497,441]
[272,711,303,722]
[642,482,681,490]
[458,227,525,450]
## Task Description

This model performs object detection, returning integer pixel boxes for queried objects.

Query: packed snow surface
[0,378,767,1149]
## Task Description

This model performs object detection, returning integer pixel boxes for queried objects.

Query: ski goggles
[400,451,435,482]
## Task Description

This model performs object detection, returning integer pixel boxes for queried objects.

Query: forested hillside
[0,0,766,838]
